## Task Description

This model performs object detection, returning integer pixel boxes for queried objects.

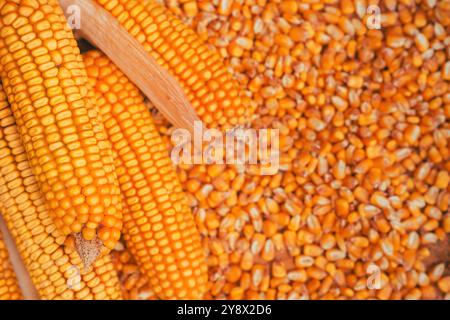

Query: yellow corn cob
[0,0,122,256]
[0,227,22,300]
[84,51,208,299]
[0,83,122,300]
[95,0,253,130]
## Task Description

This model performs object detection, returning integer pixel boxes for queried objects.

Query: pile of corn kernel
[112,0,449,299]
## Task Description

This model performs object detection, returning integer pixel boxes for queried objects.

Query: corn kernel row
[83,50,208,299]
[0,226,22,300]
[0,0,122,254]
[95,0,255,130]
[0,83,122,300]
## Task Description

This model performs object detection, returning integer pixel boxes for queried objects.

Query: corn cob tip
[74,233,102,271]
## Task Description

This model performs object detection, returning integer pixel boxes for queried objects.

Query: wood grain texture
[59,0,201,135]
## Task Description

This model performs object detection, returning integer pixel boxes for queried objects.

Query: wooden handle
[59,0,201,135]
[0,216,39,300]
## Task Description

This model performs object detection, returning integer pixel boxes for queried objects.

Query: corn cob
[0,226,22,300]
[0,0,122,258]
[94,0,253,130]
[0,82,122,300]
[84,51,208,299]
